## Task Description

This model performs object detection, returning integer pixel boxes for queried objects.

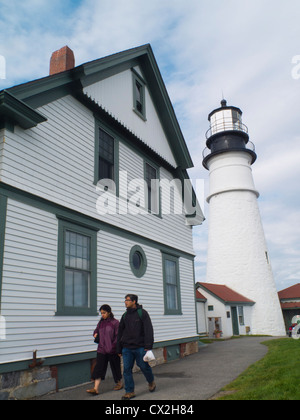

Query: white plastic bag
[143,350,155,362]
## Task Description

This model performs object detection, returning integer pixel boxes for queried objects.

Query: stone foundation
[0,367,56,400]
[180,341,199,358]
[0,341,198,400]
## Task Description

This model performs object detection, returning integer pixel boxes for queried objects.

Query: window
[238,306,245,325]
[145,162,159,214]
[162,253,181,315]
[132,251,142,270]
[232,110,241,130]
[132,70,146,120]
[98,127,114,181]
[265,251,270,264]
[208,306,214,311]
[56,219,98,316]
[64,231,91,308]
[94,122,119,190]
[135,81,143,114]
[129,245,147,278]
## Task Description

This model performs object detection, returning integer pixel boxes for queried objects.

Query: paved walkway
[36,337,277,400]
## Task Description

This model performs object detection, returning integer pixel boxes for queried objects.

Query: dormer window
[132,69,146,120]
[135,80,143,114]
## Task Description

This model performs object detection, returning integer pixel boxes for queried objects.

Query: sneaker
[148,381,156,392]
[114,380,123,391]
[121,392,136,400]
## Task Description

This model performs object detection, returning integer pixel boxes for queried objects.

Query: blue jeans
[122,347,154,393]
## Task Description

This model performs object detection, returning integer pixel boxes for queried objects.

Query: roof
[1,44,194,171]
[0,44,205,226]
[195,290,207,301]
[280,302,300,310]
[196,282,255,305]
[0,90,47,130]
[278,283,300,300]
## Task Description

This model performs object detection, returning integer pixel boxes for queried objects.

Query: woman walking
[87,305,123,395]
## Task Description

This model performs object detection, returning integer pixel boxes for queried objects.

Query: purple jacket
[94,317,119,355]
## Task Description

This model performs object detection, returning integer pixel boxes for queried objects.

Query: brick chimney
[49,46,75,75]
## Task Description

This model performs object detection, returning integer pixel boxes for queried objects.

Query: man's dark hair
[125,294,138,304]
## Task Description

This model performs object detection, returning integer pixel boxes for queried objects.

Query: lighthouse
[203,100,286,336]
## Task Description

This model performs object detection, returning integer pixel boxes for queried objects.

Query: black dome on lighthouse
[202,100,257,169]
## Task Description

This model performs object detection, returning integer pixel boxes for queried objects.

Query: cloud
[0,0,83,85]
[1,0,299,291]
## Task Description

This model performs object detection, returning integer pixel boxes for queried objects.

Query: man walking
[117,294,156,400]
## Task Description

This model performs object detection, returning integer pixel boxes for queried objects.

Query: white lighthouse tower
[203,100,285,336]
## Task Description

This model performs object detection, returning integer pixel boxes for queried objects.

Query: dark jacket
[116,304,154,353]
[94,317,119,355]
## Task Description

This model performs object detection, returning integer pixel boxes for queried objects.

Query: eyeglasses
[124,299,132,302]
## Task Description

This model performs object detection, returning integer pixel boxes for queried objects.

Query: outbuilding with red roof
[196,282,255,338]
[278,284,300,330]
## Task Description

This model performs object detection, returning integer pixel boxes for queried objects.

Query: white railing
[202,141,255,159]
[206,118,248,139]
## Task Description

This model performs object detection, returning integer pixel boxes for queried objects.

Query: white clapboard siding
[0,199,197,364]
[0,129,4,178]
[97,231,197,344]
[119,141,144,186]
[0,199,98,363]
[1,95,195,255]
[84,67,177,168]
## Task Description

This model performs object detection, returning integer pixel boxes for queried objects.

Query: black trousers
[92,353,122,383]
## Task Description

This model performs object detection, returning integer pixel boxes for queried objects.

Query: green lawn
[218,338,300,400]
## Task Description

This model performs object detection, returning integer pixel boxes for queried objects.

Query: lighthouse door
[231,307,240,335]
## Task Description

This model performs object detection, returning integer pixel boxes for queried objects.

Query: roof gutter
[0,90,47,131]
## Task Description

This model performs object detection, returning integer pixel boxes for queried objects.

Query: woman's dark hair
[99,304,114,318]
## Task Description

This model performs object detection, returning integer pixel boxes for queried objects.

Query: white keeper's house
[0,44,204,398]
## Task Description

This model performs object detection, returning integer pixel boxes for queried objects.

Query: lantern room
[202,99,256,169]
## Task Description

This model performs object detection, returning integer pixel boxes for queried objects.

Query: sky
[1,0,300,291]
